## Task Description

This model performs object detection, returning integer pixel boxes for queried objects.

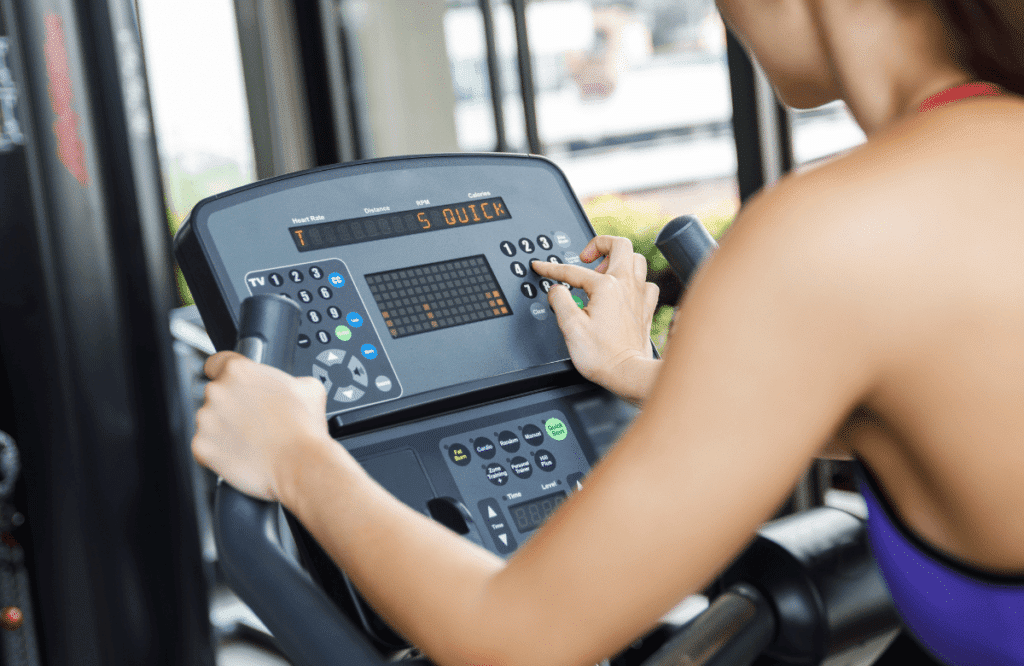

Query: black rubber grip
[655,215,718,288]
[236,294,302,372]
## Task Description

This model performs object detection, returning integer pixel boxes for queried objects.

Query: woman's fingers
[204,350,245,380]
[580,235,636,277]
[530,260,602,292]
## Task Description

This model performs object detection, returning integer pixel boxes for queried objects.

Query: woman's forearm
[277,434,510,666]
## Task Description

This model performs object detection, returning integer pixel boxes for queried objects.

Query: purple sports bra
[855,460,1024,665]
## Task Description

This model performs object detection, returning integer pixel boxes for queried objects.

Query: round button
[521,423,544,446]
[297,334,311,348]
[448,444,471,466]
[529,303,548,320]
[572,294,585,308]
[360,344,378,360]
[485,463,509,486]
[521,282,537,299]
[318,286,333,300]
[346,312,364,327]
[375,375,393,392]
[289,269,304,283]
[473,437,496,459]
[545,417,568,441]
[518,238,535,253]
[510,261,527,278]
[268,273,284,287]
[509,456,532,479]
[327,272,345,288]
[309,266,324,279]
[327,306,342,319]
[298,290,313,303]
[335,325,352,342]
[546,255,562,264]
[537,235,553,251]
[499,241,516,257]
[497,430,520,453]
[307,310,322,324]
[534,449,557,472]
[316,330,331,344]
[554,231,571,247]
[539,279,555,294]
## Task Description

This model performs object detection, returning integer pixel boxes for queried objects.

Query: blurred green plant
[582,194,734,351]
[167,208,195,307]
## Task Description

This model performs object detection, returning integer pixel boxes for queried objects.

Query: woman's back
[809,94,1024,574]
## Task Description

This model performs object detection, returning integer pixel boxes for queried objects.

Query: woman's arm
[194,174,883,666]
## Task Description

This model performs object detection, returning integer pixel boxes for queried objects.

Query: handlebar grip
[236,293,302,372]
[643,583,775,666]
[213,294,407,666]
[655,215,718,288]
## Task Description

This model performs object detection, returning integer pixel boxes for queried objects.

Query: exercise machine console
[174,154,640,653]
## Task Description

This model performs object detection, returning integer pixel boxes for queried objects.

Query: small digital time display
[289,197,511,252]
[508,491,567,534]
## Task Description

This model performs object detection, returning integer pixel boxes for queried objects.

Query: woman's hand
[531,235,660,402]
[192,351,332,502]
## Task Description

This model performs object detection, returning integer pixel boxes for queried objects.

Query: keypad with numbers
[244,259,402,415]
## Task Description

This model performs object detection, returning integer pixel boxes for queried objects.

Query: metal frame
[0,1,213,663]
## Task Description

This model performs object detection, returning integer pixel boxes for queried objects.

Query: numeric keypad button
[510,261,527,278]
[268,273,284,287]
[499,241,516,257]
[318,286,332,300]
[518,238,535,253]
[539,279,555,293]
[297,334,311,348]
[289,269,304,283]
[309,266,324,279]
[546,255,562,264]
[327,306,342,320]
[537,235,553,251]
[521,283,537,299]
[298,290,313,303]
[307,310,322,324]
[316,330,331,345]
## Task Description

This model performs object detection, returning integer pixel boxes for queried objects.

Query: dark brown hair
[932,0,1024,96]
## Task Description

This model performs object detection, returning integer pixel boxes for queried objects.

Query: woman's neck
[810,0,972,135]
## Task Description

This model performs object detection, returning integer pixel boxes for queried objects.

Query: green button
[572,294,584,308]
[335,325,352,342]
[545,417,567,441]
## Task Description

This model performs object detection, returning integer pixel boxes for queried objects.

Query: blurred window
[789,101,866,168]
[136,0,257,224]
[444,0,740,347]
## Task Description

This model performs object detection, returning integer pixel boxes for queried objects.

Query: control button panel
[439,410,588,556]
[245,258,402,416]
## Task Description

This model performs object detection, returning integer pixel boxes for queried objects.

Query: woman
[193,0,1024,664]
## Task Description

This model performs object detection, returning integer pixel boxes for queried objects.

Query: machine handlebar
[214,294,425,666]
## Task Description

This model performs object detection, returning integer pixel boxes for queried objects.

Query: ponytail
[932,0,1024,96]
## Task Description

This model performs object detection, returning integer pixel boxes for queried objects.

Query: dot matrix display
[289,197,510,253]
[366,255,512,339]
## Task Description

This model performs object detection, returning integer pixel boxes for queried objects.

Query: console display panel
[174,155,598,427]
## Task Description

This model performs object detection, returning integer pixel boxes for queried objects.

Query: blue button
[360,344,378,360]
[327,272,345,288]
[346,312,363,328]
